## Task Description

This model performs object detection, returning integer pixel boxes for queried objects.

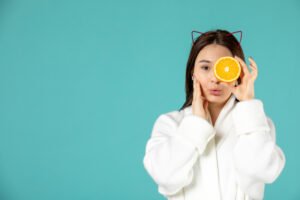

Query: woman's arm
[232,99,286,199]
[143,113,215,196]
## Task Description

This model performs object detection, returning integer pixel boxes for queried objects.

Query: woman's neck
[208,101,226,126]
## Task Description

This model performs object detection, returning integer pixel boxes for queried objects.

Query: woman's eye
[201,66,210,70]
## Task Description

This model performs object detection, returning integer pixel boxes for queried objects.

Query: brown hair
[179,29,246,111]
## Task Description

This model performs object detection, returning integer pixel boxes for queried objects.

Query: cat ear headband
[191,30,243,47]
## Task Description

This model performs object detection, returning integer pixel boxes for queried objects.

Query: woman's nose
[209,70,219,83]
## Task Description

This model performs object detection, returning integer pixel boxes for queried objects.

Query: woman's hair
[179,29,245,111]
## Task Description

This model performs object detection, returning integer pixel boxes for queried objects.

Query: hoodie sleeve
[143,112,215,196]
[232,99,286,200]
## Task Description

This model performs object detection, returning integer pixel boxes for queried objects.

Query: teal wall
[0,0,299,199]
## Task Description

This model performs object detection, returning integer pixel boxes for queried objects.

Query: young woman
[143,29,286,200]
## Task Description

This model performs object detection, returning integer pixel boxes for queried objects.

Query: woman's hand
[192,76,211,122]
[229,56,258,101]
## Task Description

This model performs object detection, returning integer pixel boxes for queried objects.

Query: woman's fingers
[193,77,197,100]
[204,101,210,121]
[193,77,199,96]
[193,76,207,102]
[196,78,202,96]
[199,81,207,101]
[193,77,198,100]
[192,76,210,121]
[195,78,205,101]
[248,57,257,69]
[235,55,250,77]
[248,57,258,80]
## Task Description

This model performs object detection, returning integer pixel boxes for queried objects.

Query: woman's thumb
[204,101,211,122]
[203,101,208,117]
[205,100,209,110]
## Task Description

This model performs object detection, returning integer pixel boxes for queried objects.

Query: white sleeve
[232,99,286,200]
[143,112,215,196]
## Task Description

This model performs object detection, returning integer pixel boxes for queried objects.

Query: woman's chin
[205,94,226,103]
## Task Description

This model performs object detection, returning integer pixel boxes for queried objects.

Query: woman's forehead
[196,44,233,62]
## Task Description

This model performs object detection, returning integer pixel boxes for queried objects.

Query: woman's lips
[209,89,222,96]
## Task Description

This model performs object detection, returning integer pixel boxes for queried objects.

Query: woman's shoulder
[149,107,189,135]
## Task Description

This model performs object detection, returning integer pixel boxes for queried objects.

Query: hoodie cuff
[176,115,215,154]
[232,99,270,135]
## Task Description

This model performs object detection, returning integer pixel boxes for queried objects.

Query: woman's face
[193,43,236,104]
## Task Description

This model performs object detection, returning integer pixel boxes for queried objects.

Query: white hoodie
[143,94,285,200]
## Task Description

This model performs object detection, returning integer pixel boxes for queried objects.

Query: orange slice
[214,56,241,82]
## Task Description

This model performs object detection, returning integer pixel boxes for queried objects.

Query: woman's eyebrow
[198,59,211,63]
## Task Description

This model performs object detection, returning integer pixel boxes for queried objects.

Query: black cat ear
[191,30,204,44]
[226,30,243,45]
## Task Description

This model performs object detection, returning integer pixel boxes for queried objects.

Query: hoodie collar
[184,94,237,128]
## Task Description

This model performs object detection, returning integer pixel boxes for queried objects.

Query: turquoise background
[0,0,299,199]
